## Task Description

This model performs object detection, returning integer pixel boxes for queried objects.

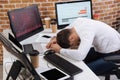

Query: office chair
[99,27,120,80]
[100,54,120,80]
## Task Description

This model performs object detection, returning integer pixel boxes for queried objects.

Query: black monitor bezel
[0,33,41,80]
[55,0,93,29]
[8,4,44,42]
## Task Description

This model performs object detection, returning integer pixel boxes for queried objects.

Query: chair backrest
[7,4,43,41]
[104,54,120,63]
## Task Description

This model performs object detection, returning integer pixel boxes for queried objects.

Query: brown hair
[56,29,71,48]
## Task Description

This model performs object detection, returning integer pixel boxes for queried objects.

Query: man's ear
[69,34,75,42]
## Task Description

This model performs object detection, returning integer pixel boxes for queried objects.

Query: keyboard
[44,53,83,76]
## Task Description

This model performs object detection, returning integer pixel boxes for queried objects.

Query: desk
[3,29,100,80]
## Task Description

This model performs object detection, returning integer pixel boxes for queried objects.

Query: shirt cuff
[60,48,67,55]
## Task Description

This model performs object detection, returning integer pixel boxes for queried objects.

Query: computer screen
[8,4,43,41]
[55,0,93,29]
[0,33,41,79]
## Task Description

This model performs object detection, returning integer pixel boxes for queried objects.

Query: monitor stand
[6,60,41,80]
[6,60,24,80]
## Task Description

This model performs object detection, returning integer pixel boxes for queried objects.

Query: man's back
[70,18,120,53]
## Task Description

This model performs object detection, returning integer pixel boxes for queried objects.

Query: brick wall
[92,0,120,29]
[0,0,120,64]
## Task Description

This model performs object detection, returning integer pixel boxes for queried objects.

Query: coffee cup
[44,17,51,28]
[51,24,57,33]
[29,50,39,68]
[51,19,57,33]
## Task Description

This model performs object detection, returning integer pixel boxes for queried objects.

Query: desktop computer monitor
[0,33,41,80]
[55,0,93,29]
[8,4,44,41]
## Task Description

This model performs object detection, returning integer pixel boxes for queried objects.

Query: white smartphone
[40,68,70,80]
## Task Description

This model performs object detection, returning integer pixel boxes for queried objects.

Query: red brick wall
[0,0,120,64]
[92,0,120,29]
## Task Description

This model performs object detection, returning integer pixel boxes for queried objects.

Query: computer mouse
[44,50,55,55]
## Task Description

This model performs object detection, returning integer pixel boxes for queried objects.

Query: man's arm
[60,31,95,61]
[46,36,56,49]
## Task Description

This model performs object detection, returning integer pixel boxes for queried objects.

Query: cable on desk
[19,68,34,80]
[4,56,19,75]
[38,42,47,56]
[46,62,54,69]
[4,58,25,80]
[4,61,23,80]
[4,61,12,75]
[4,56,16,74]
[10,57,16,62]
[39,52,45,56]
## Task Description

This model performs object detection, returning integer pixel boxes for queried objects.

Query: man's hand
[50,43,62,53]
[46,37,57,49]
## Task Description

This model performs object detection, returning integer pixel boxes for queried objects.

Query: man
[46,18,120,75]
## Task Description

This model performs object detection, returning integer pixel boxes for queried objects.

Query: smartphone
[42,35,51,38]
[40,68,70,80]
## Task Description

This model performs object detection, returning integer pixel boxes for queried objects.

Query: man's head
[56,28,80,48]
[56,29,71,48]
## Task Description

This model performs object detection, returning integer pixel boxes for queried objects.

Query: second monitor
[55,0,93,29]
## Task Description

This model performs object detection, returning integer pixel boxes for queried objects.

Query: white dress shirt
[60,18,120,61]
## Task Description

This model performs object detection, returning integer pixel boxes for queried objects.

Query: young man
[46,18,120,75]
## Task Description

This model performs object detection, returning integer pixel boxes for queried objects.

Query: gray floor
[99,75,120,80]
[0,65,3,80]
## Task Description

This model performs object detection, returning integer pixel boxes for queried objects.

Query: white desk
[3,29,100,80]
